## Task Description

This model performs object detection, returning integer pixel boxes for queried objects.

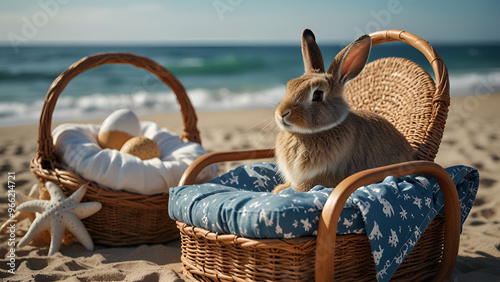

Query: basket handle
[37,52,200,162]
[369,29,450,104]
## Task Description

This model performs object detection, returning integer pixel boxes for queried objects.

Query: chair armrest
[315,160,460,282]
[178,149,275,186]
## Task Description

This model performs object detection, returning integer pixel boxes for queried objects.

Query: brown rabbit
[273,29,415,193]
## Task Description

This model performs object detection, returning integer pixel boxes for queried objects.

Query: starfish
[16,181,102,256]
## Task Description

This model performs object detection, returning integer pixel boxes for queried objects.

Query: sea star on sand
[17,181,102,256]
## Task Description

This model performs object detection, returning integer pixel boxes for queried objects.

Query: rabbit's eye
[312,90,323,102]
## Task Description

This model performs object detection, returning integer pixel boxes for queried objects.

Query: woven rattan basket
[30,52,201,246]
[175,30,460,281]
[177,217,445,281]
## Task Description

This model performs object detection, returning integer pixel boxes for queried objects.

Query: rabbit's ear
[328,35,371,83]
[301,29,325,73]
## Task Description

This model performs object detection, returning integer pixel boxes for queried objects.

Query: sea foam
[0,86,285,126]
[1,72,499,126]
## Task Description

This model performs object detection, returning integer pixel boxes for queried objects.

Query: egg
[120,136,162,160]
[97,109,141,150]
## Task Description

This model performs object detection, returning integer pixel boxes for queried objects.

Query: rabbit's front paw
[272,183,291,194]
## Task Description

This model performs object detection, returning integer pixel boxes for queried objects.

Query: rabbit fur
[273,29,415,193]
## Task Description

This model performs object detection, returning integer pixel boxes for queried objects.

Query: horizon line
[1,38,500,48]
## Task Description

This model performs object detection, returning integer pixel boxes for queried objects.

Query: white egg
[97,109,141,150]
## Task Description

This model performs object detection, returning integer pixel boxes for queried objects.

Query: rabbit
[272,29,415,193]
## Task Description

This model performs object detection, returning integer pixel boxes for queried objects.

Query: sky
[0,0,499,46]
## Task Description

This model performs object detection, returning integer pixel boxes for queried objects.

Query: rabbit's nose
[281,111,291,125]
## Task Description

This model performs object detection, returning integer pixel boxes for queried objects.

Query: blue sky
[0,0,499,45]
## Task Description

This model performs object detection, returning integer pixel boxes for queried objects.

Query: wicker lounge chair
[176,30,458,281]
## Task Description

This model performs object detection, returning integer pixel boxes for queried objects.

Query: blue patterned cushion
[169,162,479,281]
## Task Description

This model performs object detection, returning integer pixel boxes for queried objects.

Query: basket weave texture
[30,52,200,246]
[178,218,445,281]
[175,29,452,281]
[344,57,445,161]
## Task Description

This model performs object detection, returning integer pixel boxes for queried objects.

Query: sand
[0,95,499,281]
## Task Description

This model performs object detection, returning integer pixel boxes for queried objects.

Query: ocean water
[1,43,499,126]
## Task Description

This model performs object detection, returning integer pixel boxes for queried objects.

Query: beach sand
[1,94,499,281]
